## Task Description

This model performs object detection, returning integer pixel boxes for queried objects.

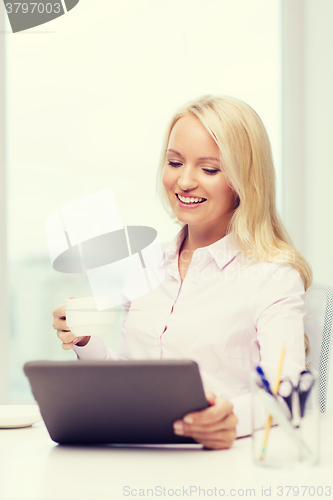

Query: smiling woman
[162,114,238,254]
[157,95,312,289]
[52,95,312,450]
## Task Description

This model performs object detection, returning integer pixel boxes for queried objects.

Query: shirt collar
[205,231,243,270]
[162,224,188,265]
[162,224,242,270]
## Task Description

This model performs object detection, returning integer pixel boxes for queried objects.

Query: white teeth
[178,194,205,204]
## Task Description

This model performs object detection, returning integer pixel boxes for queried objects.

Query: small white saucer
[0,405,43,429]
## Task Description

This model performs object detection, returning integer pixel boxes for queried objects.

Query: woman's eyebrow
[166,149,220,162]
[198,156,220,162]
[166,148,183,156]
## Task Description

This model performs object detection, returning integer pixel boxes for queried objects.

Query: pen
[259,344,285,460]
[254,375,313,462]
[255,366,273,395]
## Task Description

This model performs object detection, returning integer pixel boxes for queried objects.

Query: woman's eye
[203,169,219,175]
[168,161,182,167]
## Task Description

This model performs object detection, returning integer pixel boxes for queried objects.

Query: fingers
[52,300,77,350]
[53,317,70,332]
[59,333,86,350]
[184,396,234,427]
[52,303,69,333]
[204,390,216,406]
[56,330,76,350]
[52,298,84,350]
[173,395,238,450]
[193,429,237,450]
[62,340,77,351]
[52,304,66,321]
[173,419,237,449]
[173,410,236,437]
[57,330,75,342]
[192,424,237,450]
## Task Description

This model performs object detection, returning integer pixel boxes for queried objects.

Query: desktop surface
[0,414,332,500]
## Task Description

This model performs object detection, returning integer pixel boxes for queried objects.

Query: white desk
[0,414,333,500]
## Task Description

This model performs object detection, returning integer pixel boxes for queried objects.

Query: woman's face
[162,114,237,235]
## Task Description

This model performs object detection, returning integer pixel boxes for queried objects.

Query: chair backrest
[304,281,333,412]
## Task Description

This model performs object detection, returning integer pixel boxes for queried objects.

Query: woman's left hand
[173,391,238,449]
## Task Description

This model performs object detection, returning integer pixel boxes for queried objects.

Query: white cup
[65,297,115,337]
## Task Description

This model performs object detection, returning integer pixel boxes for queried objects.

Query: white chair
[305,281,333,412]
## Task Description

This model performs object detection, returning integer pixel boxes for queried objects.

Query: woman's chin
[175,213,203,226]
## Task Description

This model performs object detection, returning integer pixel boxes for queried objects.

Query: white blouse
[74,225,306,437]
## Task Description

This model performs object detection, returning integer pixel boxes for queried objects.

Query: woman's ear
[232,193,240,210]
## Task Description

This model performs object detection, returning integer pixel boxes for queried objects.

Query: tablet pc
[24,360,208,445]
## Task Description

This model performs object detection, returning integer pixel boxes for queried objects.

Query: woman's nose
[177,167,198,191]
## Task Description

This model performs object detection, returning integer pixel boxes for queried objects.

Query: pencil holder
[251,369,320,468]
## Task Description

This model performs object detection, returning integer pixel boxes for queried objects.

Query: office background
[0,0,332,405]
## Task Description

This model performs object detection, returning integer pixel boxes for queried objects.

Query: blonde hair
[157,95,312,356]
[156,94,312,292]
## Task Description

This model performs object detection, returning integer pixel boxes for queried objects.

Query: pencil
[259,344,286,460]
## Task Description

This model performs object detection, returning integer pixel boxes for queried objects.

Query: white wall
[282,0,333,410]
[282,0,333,287]
[0,4,9,403]
[5,0,281,263]
[3,0,281,402]
[303,1,333,287]
[304,0,333,411]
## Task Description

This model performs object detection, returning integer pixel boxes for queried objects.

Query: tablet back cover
[24,360,208,445]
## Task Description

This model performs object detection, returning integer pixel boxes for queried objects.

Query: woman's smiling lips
[175,193,207,209]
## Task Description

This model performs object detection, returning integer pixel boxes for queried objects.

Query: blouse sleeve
[252,262,306,383]
[230,263,307,437]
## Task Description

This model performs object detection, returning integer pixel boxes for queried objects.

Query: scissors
[278,370,315,423]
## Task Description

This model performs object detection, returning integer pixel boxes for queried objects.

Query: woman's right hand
[52,298,91,350]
